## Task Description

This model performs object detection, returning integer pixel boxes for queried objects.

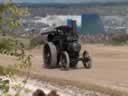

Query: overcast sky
[0,0,128,3]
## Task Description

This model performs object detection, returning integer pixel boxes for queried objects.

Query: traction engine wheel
[83,51,92,69]
[43,42,57,68]
[60,51,70,70]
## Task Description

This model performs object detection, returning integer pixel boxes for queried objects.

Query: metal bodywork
[42,25,92,70]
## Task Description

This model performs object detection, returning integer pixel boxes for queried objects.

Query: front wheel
[82,51,92,69]
[60,51,70,70]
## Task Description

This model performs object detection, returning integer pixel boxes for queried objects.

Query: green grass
[0,36,30,49]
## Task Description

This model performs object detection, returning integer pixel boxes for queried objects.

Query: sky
[0,0,128,4]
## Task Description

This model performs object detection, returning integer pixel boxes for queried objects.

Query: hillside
[16,3,128,16]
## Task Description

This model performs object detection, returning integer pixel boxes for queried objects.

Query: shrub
[111,33,128,45]
[0,37,16,54]
[29,35,44,49]
[0,36,31,55]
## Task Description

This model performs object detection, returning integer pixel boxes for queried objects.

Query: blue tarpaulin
[67,13,105,35]
[81,13,105,35]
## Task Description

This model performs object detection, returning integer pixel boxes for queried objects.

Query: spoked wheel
[82,51,92,69]
[60,51,70,70]
[43,42,57,68]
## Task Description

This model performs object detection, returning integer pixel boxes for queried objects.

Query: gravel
[0,76,109,96]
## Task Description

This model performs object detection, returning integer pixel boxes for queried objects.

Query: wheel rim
[61,54,67,68]
[44,45,51,66]
[83,51,89,58]
[84,60,91,68]
[83,51,92,69]
[60,52,70,70]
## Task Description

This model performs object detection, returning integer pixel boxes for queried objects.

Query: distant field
[25,3,128,16]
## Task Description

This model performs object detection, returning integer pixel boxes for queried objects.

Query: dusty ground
[0,76,108,96]
[0,44,128,92]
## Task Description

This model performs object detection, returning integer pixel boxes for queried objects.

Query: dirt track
[0,44,128,91]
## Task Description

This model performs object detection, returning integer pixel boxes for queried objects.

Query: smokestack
[67,19,77,33]
[72,20,77,33]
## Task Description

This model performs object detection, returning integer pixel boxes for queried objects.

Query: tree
[0,0,29,36]
[0,1,32,96]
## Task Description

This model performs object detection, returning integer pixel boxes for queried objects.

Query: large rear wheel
[43,42,57,68]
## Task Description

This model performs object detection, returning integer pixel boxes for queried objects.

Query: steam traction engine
[42,25,92,70]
